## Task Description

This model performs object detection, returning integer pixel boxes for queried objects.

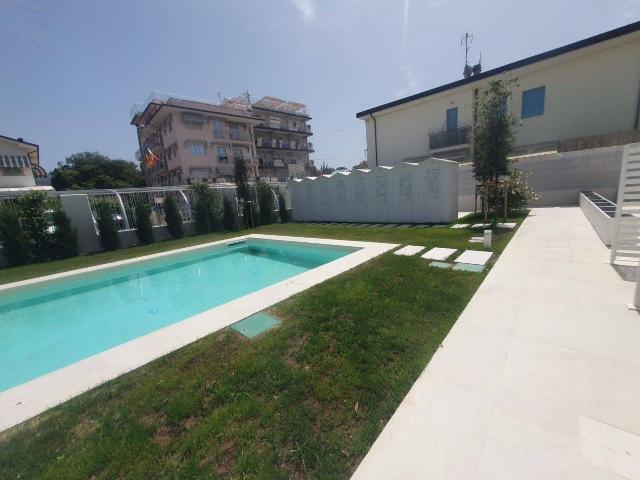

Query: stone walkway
[352,207,640,480]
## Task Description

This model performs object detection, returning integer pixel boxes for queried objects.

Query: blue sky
[1,0,639,172]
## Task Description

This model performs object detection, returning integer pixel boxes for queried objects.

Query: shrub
[96,201,121,251]
[256,181,276,225]
[191,182,212,234]
[504,169,539,212]
[164,195,184,239]
[134,201,154,245]
[222,195,235,231]
[243,201,257,229]
[207,188,223,232]
[0,206,33,266]
[15,191,54,261]
[51,209,79,259]
[480,168,539,216]
[193,197,210,234]
[278,193,289,223]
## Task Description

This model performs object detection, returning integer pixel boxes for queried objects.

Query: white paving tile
[421,247,457,261]
[393,245,425,256]
[451,223,469,229]
[455,249,493,265]
[469,236,484,243]
[497,222,517,229]
[472,223,492,228]
[353,207,640,480]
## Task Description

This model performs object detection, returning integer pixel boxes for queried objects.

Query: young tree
[256,180,276,225]
[0,206,33,266]
[164,194,184,239]
[207,188,224,232]
[278,193,289,223]
[191,183,211,235]
[233,158,250,203]
[96,201,121,251]
[472,78,518,221]
[233,158,254,228]
[134,201,154,245]
[222,195,236,231]
[51,209,79,259]
[15,191,54,261]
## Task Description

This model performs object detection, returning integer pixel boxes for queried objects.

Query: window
[232,148,243,161]
[217,146,227,162]
[521,86,545,118]
[229,123,242,140]
[213,120,224,139]
[188,143,205,156]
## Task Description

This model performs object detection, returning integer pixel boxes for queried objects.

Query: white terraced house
[356,21,640,166]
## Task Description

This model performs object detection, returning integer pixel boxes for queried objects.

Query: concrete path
[352,207,640,480]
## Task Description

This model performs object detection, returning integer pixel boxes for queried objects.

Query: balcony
[429,126,472,150]
[229,132,251,142]
[254,122,312,135]
[256,138,314,152]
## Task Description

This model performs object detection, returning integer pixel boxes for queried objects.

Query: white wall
[290,159,458,224]
[457,145,624,211]
[363,31,640,167]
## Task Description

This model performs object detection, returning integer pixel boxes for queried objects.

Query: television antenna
[461,32,474,78]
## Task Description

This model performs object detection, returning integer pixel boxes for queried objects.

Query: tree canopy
[472,78,518,183]
[51,152,145,190]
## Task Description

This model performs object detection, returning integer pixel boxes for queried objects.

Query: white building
[356,21,640,166]
[0,135,47,189]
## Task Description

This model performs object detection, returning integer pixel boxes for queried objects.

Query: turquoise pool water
[0,239,356,392]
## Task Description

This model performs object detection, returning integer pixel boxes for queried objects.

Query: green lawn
[0,212,526,479]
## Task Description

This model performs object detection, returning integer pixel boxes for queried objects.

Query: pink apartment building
[131,94,314,186]
[131,95,260,186]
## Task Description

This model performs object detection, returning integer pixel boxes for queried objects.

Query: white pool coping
[0,233,397,433]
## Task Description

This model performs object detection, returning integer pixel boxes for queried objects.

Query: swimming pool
[0,238,357,393]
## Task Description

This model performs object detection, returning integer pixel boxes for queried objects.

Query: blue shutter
[446,107,458,131]
[521,86,545,118]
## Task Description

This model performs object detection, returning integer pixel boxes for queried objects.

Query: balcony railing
[429,126,472,150]
[255,122,312,135]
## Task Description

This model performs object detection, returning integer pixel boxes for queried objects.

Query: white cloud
[291,0,316,21]
[402,0,410,49]
[395,63,421,98]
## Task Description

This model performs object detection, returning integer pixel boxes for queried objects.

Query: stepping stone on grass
[454,250,493,266]
[430,261,453,269]
[497,222,517,229]
[451,224,469,229]
[394,245,425,256]
[421,247,456,261]
[469,237,484,243]
[232,312,281,339]
[453,263,485,273]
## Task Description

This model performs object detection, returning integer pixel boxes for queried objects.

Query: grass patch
[0,213,526,478]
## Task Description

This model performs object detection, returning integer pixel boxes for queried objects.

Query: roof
[0,134,38,149]
[356,20,640,118]
[130,97,259,127]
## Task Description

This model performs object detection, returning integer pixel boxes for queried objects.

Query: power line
[313,121,364,138]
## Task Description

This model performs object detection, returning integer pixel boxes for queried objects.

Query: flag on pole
[145,147,159,168]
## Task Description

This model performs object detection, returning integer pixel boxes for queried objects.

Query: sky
[1,0,639,173]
